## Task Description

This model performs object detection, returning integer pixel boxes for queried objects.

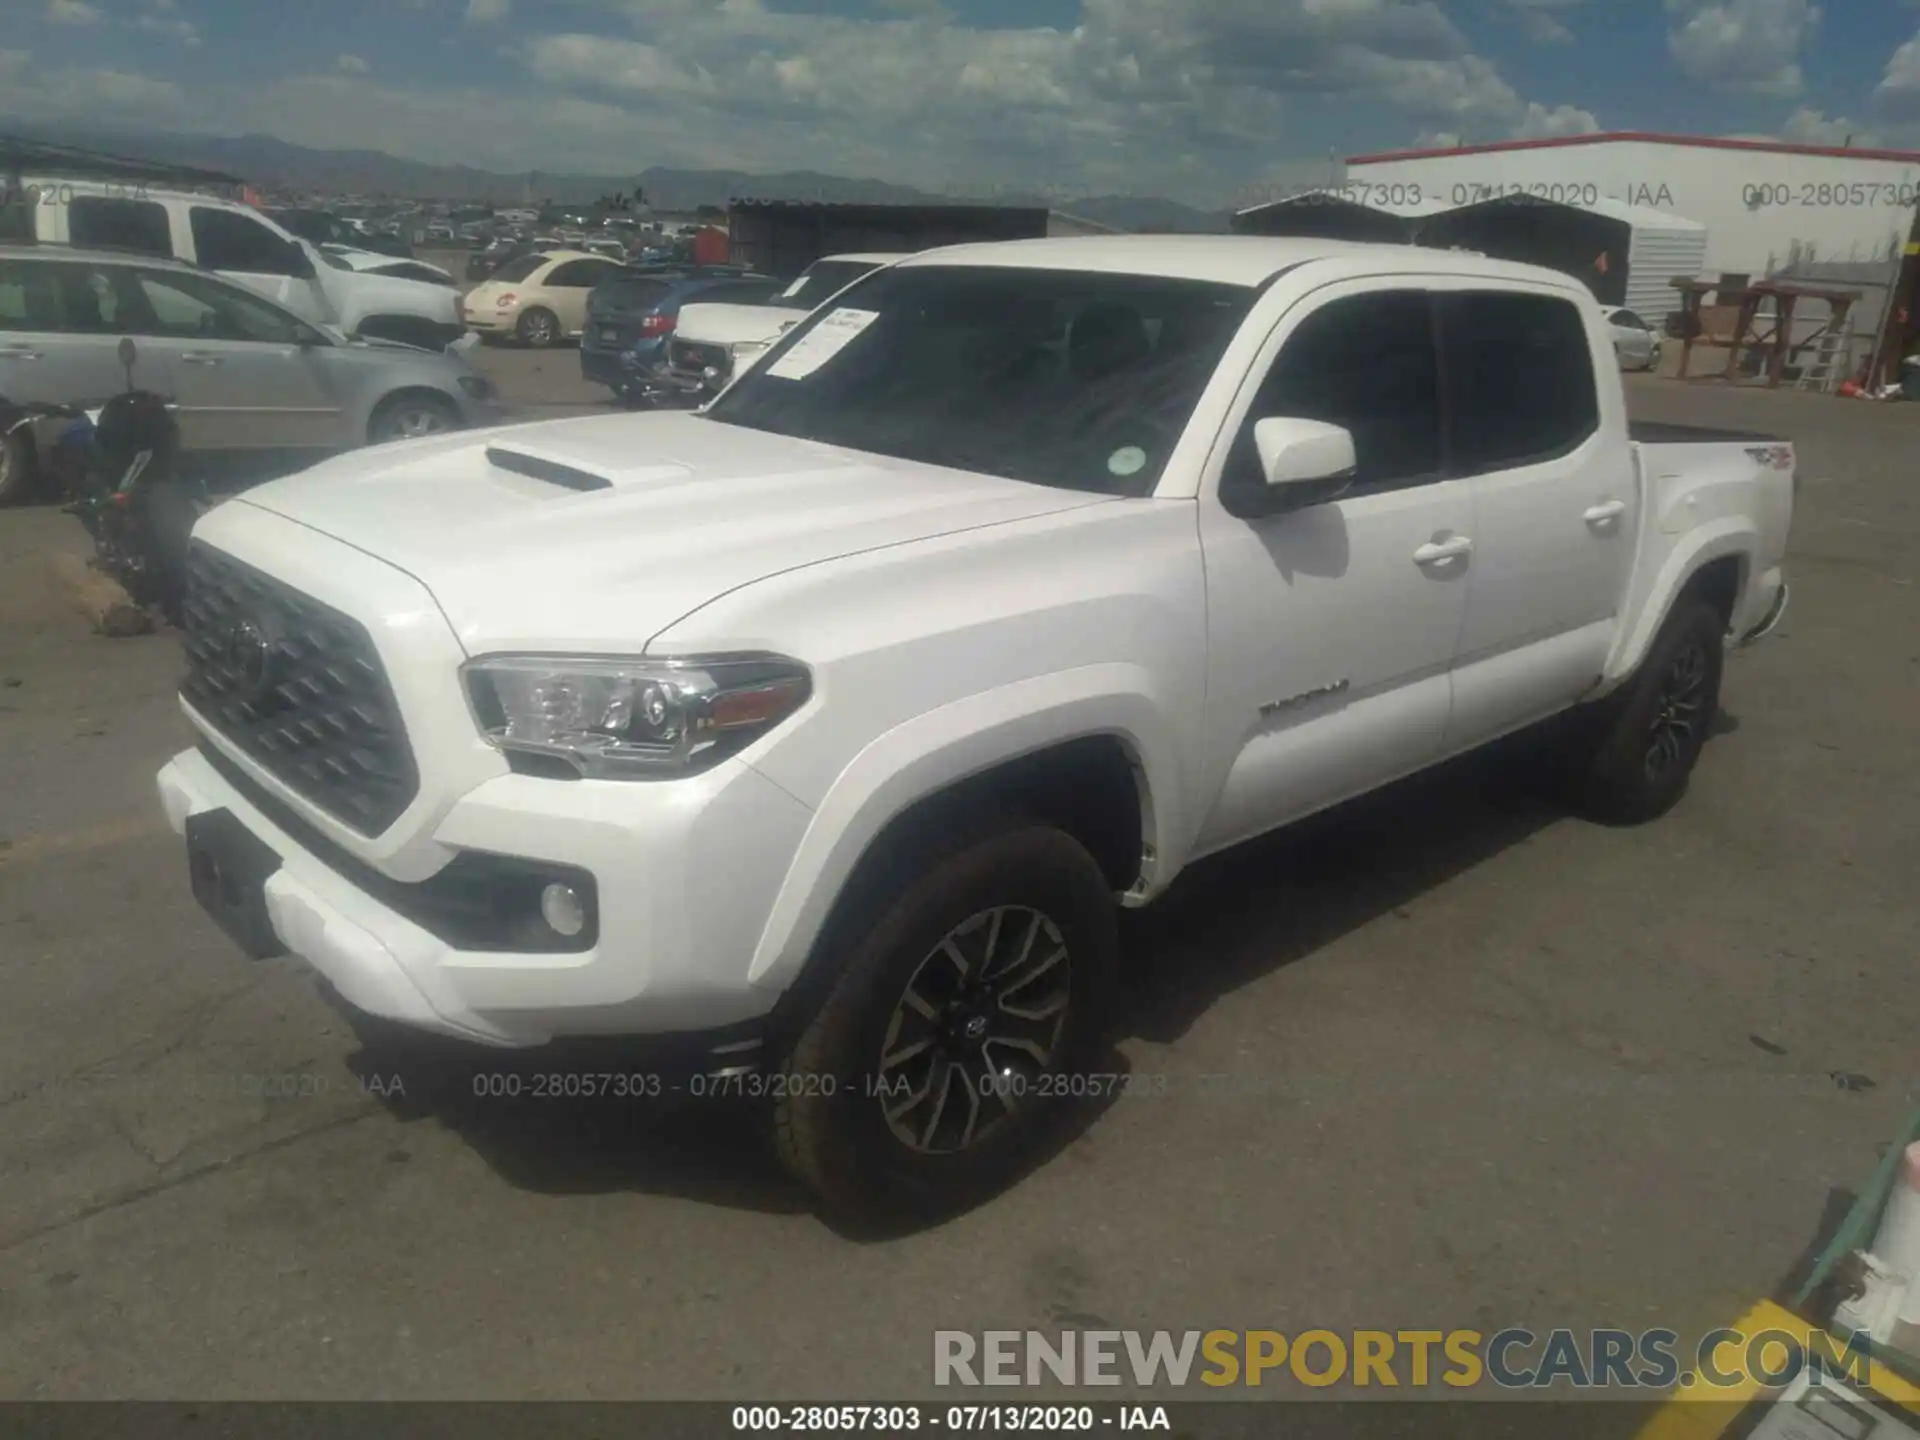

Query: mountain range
[1,119,1243,233]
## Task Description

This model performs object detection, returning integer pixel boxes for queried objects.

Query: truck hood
[234,411,1112,655]
[675,301,809,348]
[308,242,458,324]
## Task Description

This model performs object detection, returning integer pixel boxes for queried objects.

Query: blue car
[580,267,785,402]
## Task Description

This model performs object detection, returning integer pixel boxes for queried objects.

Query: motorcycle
[6,337,209,626]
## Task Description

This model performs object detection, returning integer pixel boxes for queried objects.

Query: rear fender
[1601,520,1753,690]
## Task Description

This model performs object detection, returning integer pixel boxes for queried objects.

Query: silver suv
[0,244,502,502]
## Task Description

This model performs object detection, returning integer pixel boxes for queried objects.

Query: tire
[773,820,1117,1228]
[516,307,560,348]
[0,427,35,506]
[1570,597,1725,825]
[368,392,461,445]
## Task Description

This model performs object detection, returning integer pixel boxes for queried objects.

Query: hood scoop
[485,446,613,493]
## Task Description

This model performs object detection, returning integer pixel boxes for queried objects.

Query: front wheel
[773,822,1117,1228]
[368,392,461,445]
[1569,597,1725,824]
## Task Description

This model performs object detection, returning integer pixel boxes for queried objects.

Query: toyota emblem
[222,617,280,704]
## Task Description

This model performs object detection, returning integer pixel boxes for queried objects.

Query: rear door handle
[0,346,42,360]
[180,352,224,365]
[1413,535,1474,566]
[1584,500,1627,525]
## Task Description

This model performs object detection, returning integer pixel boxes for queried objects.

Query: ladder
[1795,310,1855,393]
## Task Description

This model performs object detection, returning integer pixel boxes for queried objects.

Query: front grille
[180,543,419,837]
[670,339,730,377]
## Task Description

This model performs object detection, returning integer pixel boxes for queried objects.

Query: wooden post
[1768,293,1796,388]
[1675,281,1704,380]
[1723,291,1762,381]
[1870,202,1920,392]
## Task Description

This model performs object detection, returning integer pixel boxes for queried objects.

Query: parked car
[580,267,784,402]
[1606,306,1664,371]
[583,236,629,262]
[321,247,457,288]
[22,177,467,352]
[0,243,499,499]
[268,209,415,261]
[463,249,628,347]
[156,235,1793,1223]
[661,253,908,402]
[465,235,532,283]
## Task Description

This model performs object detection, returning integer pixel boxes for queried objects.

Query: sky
[2,0,1919,206]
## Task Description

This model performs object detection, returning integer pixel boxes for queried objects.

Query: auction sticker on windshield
[766,307,881,380]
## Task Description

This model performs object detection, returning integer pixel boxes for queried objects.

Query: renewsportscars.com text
[933,1327,1872,1392]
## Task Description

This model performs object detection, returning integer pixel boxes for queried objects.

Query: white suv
[19,177,470,352]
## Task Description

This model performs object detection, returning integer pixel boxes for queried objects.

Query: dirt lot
[0,364,1915,1401]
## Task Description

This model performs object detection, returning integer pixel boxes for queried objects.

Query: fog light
[540,882,586,938]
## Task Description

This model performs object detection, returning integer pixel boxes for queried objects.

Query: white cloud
[1781,106,1877,147]
[337,54,372,74]
[1501,0,1587,45]
[136,13,201,45]
[1665,0,1818,98]
[526,35,716,96]
[1874,27,1920,121]
[466,0,510,23]
[1512,100,1601,138]
[47,0,105,26]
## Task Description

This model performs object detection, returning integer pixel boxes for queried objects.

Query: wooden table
[1672,278,1861,387]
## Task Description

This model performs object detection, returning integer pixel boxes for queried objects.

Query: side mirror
[1223,417,1357,518]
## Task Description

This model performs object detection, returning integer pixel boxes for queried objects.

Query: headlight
[464,654,811,779]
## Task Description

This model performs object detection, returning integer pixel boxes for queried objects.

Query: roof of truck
[896,233,1581,290]
[0,241,198,272]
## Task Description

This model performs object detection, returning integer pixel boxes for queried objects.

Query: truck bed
[1628,420,1785,445]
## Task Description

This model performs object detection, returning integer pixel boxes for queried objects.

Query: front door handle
[0,346,43,360]
[1584,499,1627,527]
[1413,535,1474,566]
[180,352,224,365]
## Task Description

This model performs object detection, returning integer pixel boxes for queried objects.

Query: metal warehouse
[1346,133,1920,277]
[1232,189,1705,322]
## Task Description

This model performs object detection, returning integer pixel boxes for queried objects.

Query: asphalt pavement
[0,363,1915,1400]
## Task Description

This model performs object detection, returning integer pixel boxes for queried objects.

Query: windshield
[777,260,883,312]
[705,265,1256,496]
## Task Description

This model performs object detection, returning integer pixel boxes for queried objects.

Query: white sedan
[1606,307,1663,371]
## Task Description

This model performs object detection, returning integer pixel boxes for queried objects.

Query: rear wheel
[0,427,35,506]
[369,392,461,445]
[1570,597,1725,824]
[516,307,560,348]
[773,820,1117,1228]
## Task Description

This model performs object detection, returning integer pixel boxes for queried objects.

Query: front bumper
[156,737,816,1049]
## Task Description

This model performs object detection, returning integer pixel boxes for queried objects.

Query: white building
[1346,133,1920,277]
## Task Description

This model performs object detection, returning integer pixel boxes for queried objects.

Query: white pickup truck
[156,236,1792,1223]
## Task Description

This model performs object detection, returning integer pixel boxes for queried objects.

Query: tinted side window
[190,207,299,274]
[1228,290,1441,496]
[546,260,614,287]
[68,197,173,258]
[0,260,66,331]
[131,269,304,343]
[1441,292,1598,474]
